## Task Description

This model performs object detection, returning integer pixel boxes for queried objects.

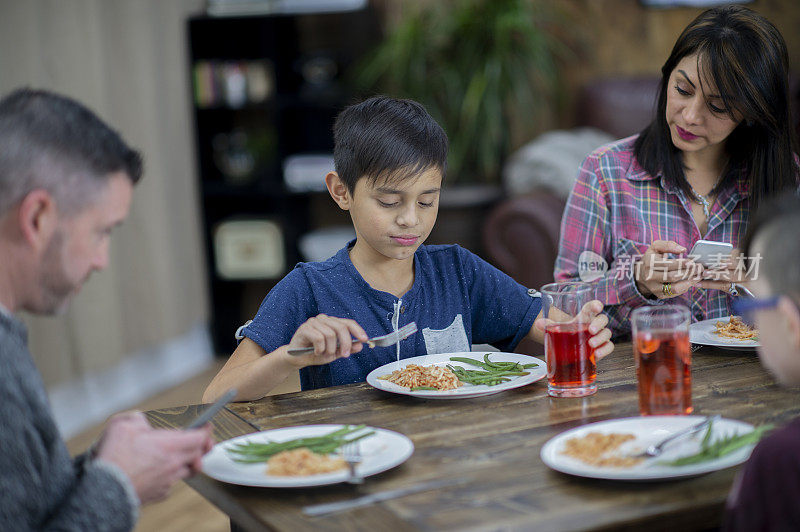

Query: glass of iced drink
[631,305,692,416]
[541,282,597,398]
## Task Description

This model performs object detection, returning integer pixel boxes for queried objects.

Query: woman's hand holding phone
[698,247,752,294]
[634,240,704,299]
[634,240,751,296]
[684,240,752,294]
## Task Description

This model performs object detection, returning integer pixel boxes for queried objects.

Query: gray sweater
[0,311,137,531]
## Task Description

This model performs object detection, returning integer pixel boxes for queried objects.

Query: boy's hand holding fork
[285,314,369,366]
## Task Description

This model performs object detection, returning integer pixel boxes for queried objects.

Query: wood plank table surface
[145,343,799,531]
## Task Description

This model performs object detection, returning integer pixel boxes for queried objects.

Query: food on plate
[378,364,462,391]
[714,316,758,341]
[560,432,644,468]
[661,420,772,466]
[379,354,540,391]
[447,354,538,386]
[226,425,373,463]
[266,447,346,476]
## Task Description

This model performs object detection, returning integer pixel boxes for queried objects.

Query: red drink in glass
[545,322,597,397]
[634,330,692,415]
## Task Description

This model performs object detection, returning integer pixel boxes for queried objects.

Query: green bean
[486,371,529,377]
[465,377,496,384]
[449,356,492,369]
[483,354,511,369]
[481,355,526,372]
[459,374,509,385]
[457,369,527,379]
[701,418,714,448]
[411,386,439,391]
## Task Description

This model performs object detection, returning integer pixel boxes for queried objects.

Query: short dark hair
[634,5,798,211]
[333,95,448,193]
[741,193,800,301]
[0,88,143,216]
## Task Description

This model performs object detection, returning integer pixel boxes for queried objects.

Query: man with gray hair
[0,88,214,531]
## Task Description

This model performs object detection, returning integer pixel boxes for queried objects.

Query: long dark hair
[634,5,798,210]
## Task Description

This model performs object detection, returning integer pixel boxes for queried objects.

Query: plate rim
[202,423,414,487]
[365,351,547,399]
[540,415,756,481]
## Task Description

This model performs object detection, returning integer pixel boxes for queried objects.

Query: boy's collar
[339,238,422,302]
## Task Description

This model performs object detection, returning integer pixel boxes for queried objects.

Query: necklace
[688,171,724,218]
[690,186,714,218]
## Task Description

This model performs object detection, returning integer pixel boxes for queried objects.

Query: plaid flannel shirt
[554,135,750,337]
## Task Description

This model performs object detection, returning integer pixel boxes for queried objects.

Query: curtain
[0,0,209,387]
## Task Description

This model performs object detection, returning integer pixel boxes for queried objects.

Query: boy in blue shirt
[204,96,614,401]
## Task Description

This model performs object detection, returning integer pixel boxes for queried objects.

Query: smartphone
[185,388,237,429]
[689,239,733,268]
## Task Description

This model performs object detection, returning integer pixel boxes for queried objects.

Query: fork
[732,283,755,298]
[340,440,363,484]
[287,322,418,356]
[632,415,719,458]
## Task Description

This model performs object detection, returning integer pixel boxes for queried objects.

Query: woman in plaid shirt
[555,5,799,336]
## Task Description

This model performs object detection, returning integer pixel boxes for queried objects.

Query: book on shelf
[206,0,367,17]
[193,60,273,109]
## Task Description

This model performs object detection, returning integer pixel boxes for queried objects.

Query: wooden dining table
[145,342,798,531]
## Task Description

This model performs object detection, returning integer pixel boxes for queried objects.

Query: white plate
[690,316,760,350]
[366,352,547,399]
[202,424,414,487]
[540,415,756,481]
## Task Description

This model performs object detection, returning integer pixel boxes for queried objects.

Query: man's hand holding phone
[95,412,215,504]
[92,389,232,504]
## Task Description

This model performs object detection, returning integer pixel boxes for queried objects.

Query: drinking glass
[541,282,597,398]
[631,305,692,416]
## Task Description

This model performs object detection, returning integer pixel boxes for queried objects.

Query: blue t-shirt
[241,242,542,390]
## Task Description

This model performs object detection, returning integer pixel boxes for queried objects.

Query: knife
[302,476,470,517]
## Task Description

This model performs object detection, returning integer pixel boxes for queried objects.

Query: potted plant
[356,0,564,185]
[354,0,566,253]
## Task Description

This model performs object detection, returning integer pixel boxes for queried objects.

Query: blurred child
[204,96,614,402]
[723,194,800,530]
